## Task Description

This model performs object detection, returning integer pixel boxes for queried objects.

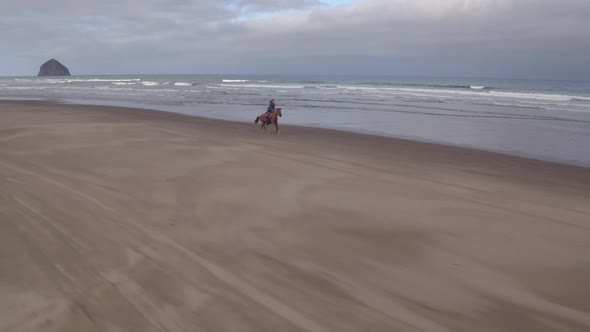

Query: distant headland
[38,59,71,76]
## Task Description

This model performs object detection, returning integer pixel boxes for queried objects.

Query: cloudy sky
[1,0,589,79]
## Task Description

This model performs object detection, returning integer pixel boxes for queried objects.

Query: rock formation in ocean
[38,59,71,76]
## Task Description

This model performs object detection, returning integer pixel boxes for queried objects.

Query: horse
[254,108,282,134]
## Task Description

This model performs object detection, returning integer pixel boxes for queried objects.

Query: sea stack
[38,59,71,76]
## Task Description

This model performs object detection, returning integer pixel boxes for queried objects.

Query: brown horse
[254,108,282,133]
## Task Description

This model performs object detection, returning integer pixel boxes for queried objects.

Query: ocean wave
[14,78,143,84]
[37,79,68,84]
[304,85,338,89]
[470,85,492,90]
[571,97,590,102]
[297,80,326,84]
[174,82,192,86]
[218,83,304,89]
[112,82,137,85]
[73,78,140,82]
[358,82,494,91]
[0,86,49,90]
[489,91,589,102]
[141,81,159,86]
[222,79,249,83]
[47,78,141,83]
[337,85,589,103]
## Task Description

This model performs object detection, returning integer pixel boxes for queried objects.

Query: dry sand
[1,100,589,332]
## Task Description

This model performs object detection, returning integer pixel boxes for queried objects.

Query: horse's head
[276,108,282,117]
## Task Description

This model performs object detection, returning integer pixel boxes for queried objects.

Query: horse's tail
[255,116,259,124]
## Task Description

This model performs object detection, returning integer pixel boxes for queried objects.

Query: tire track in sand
[0,159,331,332]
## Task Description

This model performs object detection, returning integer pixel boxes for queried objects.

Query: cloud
[1,0,589,79]
[230,0,323,12]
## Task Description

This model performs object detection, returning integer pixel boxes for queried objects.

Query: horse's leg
[275,120,280,134]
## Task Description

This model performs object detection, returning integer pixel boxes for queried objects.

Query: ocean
[1,74,589,166]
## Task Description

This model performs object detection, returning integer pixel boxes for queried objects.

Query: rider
[265,99,276,122]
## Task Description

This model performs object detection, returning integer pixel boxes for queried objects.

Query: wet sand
[1,100,589,331]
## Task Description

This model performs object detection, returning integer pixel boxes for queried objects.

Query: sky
[1,0,589,79]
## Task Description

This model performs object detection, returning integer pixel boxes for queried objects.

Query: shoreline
[54,97,590,169]
[1,100,589,331]
[2,73,590,168]
[3,98,590,170]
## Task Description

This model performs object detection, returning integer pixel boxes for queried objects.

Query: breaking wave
[571,97,590,102]
[470,85,492,90]
[360,82,495,91]
[218,83,305,89]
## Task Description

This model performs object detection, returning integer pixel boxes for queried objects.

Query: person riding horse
[266,99,276,122]
[255,103,282,133]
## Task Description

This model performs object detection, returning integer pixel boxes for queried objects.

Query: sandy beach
[1,100,589,331]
